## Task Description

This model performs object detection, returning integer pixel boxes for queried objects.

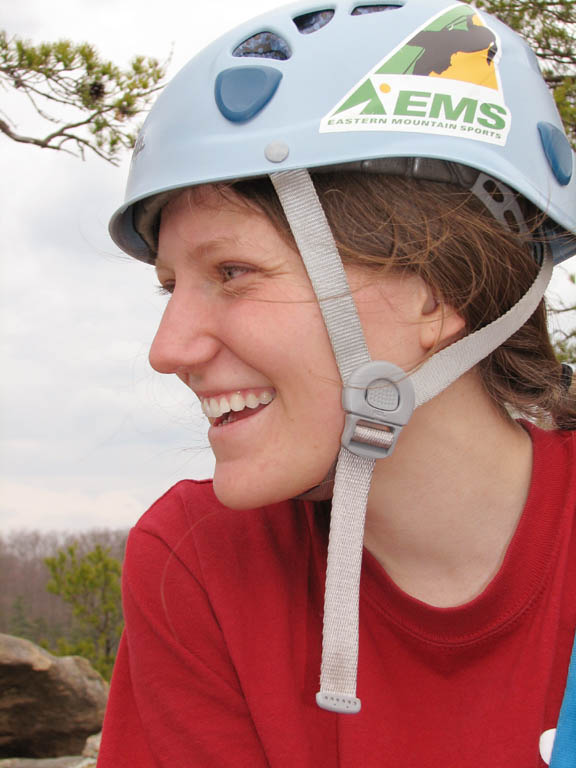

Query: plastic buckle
[341,361,415,459]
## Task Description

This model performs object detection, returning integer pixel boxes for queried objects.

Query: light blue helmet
[109,0,576,715]
[110,0,576,263]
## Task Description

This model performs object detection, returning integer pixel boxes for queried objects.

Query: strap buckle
[341,361,415,459]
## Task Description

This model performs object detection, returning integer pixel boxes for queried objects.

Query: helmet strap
[270,168,552,714]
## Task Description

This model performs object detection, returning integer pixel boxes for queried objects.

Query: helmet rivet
[265,141,290,163]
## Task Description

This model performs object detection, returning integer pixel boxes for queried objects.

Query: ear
[419,286,466,352]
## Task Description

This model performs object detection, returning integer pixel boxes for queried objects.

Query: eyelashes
[155,263,256,297]
[219,264,253,282]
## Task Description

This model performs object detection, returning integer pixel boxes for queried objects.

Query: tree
[0,31,165,163]
[550,273,576,365]
[468,1,576,362]
[8,595,35,640]
[45,544,123,679]
[0,529,128,659]
[467,0,576,145]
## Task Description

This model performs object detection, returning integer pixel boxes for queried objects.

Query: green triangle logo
[335,78,386,116]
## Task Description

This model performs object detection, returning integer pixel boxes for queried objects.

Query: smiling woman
[98,1,576,766]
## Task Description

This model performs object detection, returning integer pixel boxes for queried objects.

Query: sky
[1,0,576,533]
[0,0,283,532]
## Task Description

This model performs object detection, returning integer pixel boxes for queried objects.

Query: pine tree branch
[0,31,167,164]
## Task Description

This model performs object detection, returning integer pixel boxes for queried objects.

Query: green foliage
[553,335,576,363]
[8,596,35,639]
[465,0,576,145]
[0,30,166,163]
[549,271,576,364]
[45,544,123,679]
[7,596,65,649]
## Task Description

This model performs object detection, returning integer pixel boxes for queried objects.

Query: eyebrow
[155,236,246,270]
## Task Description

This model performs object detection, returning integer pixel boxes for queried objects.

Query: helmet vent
[503,210,522,233]
[293,10,335,34]
[233,32,291,60]
[352,4,403,15]
[483,178,505,204]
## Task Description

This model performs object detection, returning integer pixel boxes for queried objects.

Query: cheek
[364,323,424,369]
[239,305,344,433]
[225,295,344,438]
[357,299,427,369]
[231,299,339,376]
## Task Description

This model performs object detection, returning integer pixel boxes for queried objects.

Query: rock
[0,758,96,767]
[81,733,100,760]
[0,635,108,758]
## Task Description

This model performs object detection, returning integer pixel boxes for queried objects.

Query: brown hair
[228,172,576,430]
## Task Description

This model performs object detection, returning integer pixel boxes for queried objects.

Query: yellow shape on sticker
[379,83,391,93]
[429,47,498,89]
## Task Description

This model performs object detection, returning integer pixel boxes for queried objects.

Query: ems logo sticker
[319,3,510,146]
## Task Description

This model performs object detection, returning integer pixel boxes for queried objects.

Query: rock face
[80,734,100,760]
[0,732,101,767]
[0,635,108,759]
[0,758,96,767]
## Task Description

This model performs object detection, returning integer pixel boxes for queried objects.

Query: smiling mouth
[201,390,275,427]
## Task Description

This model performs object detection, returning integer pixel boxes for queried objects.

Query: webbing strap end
[316,691,361,714]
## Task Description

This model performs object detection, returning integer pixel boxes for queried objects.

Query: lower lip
[207,402,271,441]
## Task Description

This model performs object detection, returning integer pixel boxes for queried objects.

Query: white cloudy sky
[0,0,283,532]
[1,0,575,532]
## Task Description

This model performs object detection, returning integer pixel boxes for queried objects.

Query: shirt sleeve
[98,520,270,768]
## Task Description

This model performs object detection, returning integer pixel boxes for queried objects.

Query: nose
[149,288,221,375]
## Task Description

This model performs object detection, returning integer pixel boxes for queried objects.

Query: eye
[219,263,253,282]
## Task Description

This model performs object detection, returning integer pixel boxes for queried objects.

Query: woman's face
[150,185,430,509]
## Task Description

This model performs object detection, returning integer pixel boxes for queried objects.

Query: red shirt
[98,424,576,767]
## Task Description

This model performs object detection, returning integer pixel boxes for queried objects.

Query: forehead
[156,184,295,268]
[162,184,261,223]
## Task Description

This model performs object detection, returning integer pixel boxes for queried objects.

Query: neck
[363,372,533,607]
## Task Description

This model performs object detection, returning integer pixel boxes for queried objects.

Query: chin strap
[271,168,553,714]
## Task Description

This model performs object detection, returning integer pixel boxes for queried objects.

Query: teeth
[229,393,244,412]
[201,390,275,419]
[245,393,259,409]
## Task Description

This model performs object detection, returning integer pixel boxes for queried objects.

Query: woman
[99,1,576,765]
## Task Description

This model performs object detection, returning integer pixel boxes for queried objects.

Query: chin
[212,465,331,510]
[212,474,296,510]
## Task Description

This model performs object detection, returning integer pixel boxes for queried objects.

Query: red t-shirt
[98,424,576,767]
